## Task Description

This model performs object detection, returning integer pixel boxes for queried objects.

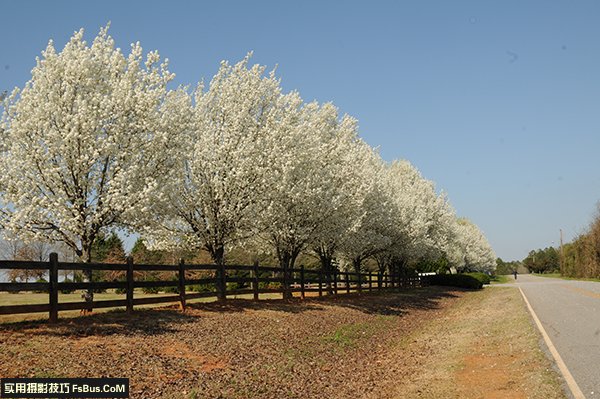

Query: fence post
[253,260,259,301]
[300,265,306,300]
[369,273,372,292]
[49,252,58,323]
[178,258,186,311]
[126,257,134,314]
[318,270,323,297]
[357,270,362,294]
[216,263,226,301]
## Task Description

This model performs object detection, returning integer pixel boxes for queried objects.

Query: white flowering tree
[338,146,393,281]
[0,26,183,304]
[139,55,286,299]
[251,95,358,298]
[303,112,370,292]
[359,159,457,285]
[447,218,496,273]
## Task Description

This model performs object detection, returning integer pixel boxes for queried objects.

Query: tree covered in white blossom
[0,26,497,293]
[447,218,496,273]
[0,26,185,303]
[337,145,393,276]
[369,160,453,280]
[139,55,281,260]
[249,95,363,297]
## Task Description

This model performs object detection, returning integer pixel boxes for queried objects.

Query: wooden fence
[0,253,424,323]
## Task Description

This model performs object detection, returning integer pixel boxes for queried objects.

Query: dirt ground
[0,286,565,399]
[383,287,566,399]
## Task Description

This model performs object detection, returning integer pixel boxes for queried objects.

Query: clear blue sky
[2,0,599,261]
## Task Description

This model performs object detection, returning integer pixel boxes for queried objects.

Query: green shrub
[258,281,282,290]
[91,270,107,293]
[465,272,491,285]
[34,278,48,293]
[188,283,215,293]
[428,273,483,289]
[60,278,75,294]
[142,286,160,294]
[115,279,127,294]
[141,275,160,294]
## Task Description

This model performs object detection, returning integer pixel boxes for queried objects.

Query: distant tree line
[560,204,600,278]
[510,203,600,278]
[523,247,559,274]
[495,258,522,275]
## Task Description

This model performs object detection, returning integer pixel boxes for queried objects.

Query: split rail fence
[0,253,425,323]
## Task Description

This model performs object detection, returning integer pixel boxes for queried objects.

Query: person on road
[513,270,518,280]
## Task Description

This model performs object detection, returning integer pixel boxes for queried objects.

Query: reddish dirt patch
[457,353,526,399]
[160,341,228,373]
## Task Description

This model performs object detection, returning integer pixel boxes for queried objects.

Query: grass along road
[0,287,565,398]
[383,286,566,398]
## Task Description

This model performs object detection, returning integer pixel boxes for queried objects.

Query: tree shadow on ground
[187,286,463,317]
[0,308,199,337]
[186,298,327,314]
[321,286,463,316]
[0,286,466,337]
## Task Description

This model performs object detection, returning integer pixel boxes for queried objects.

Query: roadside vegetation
[0,287,566,398]
[500,202,600,280]
[559,204,600,279]
[386,287,565,398]
[491,274,510,284]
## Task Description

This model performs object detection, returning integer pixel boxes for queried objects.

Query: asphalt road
[509,274,600,398]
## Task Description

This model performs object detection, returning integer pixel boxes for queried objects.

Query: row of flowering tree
[0,26,496,303]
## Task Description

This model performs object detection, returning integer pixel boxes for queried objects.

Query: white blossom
[139,54,282,267]
[0,26,182,262]
[447,218,496,273]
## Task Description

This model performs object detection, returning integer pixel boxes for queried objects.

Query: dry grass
[0,287,566,398]
[380,287,566,399]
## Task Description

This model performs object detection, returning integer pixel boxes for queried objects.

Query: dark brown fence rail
[0,253,424,323]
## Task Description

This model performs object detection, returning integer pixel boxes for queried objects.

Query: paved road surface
[504,274,600,398]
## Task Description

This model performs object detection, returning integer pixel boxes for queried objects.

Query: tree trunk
[318,252,334,295]
[377,261,385,289]
[353,257,362,293]
[277,246,301,300]
[210,245,226,301]
[81,246,93,313]
[278,251,292,300]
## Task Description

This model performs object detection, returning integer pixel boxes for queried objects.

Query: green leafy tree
[523,247,559,273]
[91,232,125,263]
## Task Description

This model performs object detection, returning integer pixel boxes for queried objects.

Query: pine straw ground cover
[0,287,564,398]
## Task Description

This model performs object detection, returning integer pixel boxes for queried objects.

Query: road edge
[519,287,586,399]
